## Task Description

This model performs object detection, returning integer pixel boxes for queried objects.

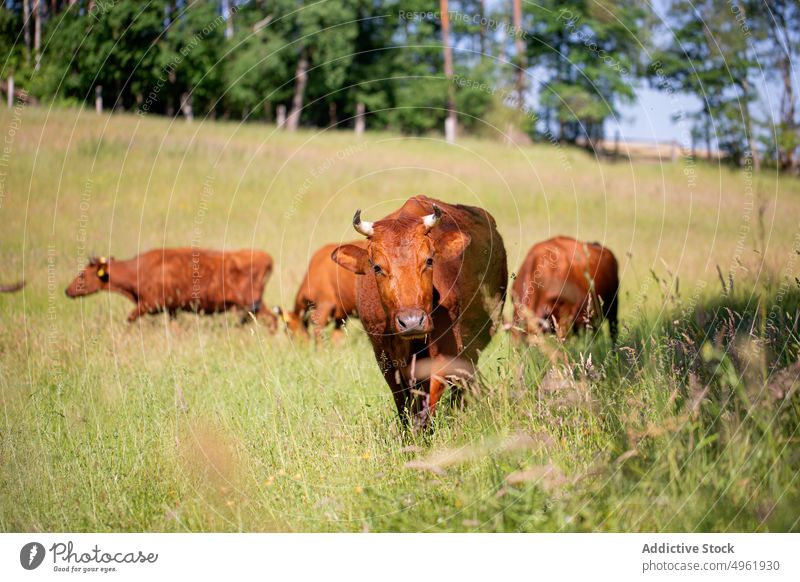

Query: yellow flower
[454,499,463,509]
[362,452,370,460]
[354,486,364,494]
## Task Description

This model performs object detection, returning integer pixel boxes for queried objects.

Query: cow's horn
[422,204,442,231]
[353,209,374,237]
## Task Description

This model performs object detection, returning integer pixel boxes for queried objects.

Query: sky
[609,87,700,144]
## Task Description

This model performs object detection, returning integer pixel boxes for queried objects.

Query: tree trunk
[180,92,194,123]
[286,48,308,132]
[329,101,338,127]
[33,0,42,72]
[440,0,456,143]
[479,0,487,57]
[23,0,31,65]
[512,0,526,101]
[222,0,234,40]
[780,48,796,171]
[740,76,761,172]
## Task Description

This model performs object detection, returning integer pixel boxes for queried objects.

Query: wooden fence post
[276,104,286,128]
[95,86,103,114]
[7,76,13,108]
[180,92,194,123]
[354,102,365,136]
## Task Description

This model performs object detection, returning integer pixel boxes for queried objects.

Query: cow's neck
[107,259,139,304]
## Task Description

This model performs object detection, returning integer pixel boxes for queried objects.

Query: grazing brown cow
[65,248,275,324]
[511,236,619,341]
[276,241,364,339]
[333,195,508,430]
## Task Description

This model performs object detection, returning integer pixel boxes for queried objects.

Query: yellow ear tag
[97,268,105,278]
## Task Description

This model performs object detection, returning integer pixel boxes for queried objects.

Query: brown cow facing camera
[65,248,275,325]
[275,241,364,339]
[333,195,508,431]
[511,236,619,341]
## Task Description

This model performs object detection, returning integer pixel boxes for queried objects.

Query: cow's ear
[332,244,369,275]
[436,231,471,261]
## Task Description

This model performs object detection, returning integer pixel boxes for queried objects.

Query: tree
[441,0,456,142]
[33,0,41,72]
[512,0,525,100]
[758,0,799,172]
[526,0,649,145]
[653,0,766,167]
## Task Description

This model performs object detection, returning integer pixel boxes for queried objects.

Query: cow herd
[55,194,620,431]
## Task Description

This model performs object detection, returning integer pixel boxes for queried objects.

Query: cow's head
[533,284,584,336]
[65,256,111,298]
[273,306,307,336]
[332,205,470,338]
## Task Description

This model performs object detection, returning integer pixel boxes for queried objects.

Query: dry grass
[0,107,799,532]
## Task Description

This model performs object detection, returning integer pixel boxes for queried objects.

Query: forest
[1,0,798,171]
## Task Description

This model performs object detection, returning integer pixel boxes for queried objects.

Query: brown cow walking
[65,248,275,324]
[333,195,507,430]
[277,241,363,339]
[511,236,619,341]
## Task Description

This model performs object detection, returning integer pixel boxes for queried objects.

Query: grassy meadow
[1,106,799,532]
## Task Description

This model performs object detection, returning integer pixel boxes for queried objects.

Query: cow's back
[133,248,271,313]
[296,243,359,316]
[513,236,618,332]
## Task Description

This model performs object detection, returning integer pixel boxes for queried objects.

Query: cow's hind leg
[606,294,619,344]
[310,303,334,341]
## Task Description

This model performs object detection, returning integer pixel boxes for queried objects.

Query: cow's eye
[425,257,434,268]
[372,264,383,275]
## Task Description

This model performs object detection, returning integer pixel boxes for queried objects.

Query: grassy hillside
[1,107,799,532]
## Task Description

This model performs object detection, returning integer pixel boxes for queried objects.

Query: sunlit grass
[0,107,798,532]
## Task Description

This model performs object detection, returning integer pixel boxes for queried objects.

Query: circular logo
[20,542,46,570]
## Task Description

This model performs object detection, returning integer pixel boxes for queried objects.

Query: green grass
[1,107,799,532]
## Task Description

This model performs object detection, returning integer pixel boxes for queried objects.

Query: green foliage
[0,0,655,140]
[525,0,647,143]
[0,7,24,74]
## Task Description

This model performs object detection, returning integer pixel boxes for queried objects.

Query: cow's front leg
[427,375,446,418]
[383,367,411,426]
[127,303,149,323]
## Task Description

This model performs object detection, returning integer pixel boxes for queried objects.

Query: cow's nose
[395,309,428,335]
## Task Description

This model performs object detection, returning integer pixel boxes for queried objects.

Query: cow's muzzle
[394,309,431,338]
